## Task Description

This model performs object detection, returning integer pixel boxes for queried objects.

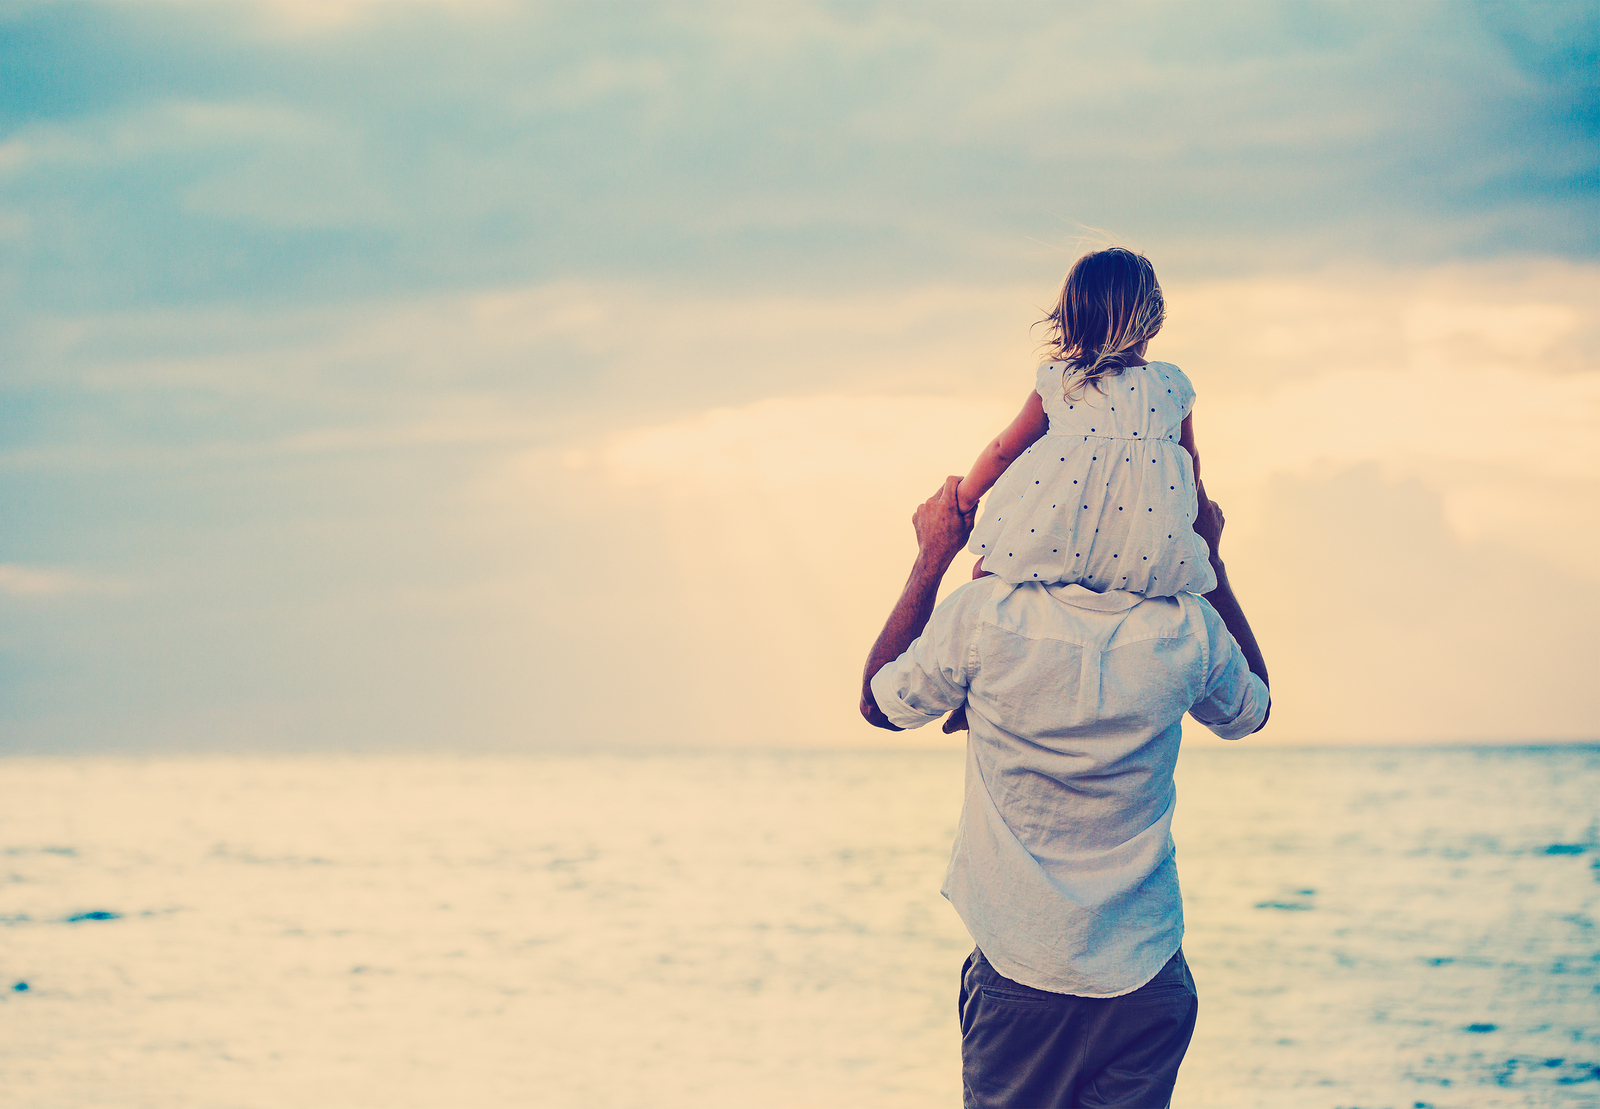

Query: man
[860,476,1269,1108]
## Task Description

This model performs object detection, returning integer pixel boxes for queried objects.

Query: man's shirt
[870,577,1269,997]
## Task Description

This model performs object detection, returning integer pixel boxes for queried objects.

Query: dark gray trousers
[959,947,1199,1109]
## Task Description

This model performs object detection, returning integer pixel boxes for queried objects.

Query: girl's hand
[955,479,980,518]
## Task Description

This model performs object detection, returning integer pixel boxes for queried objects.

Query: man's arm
[1193,485,1271,730]
[860,475,973,731]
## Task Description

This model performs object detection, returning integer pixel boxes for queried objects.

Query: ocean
[1,745,1596,1108]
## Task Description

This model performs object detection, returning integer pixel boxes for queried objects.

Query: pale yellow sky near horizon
[6,258,1597,750]
[475,259,1599,748]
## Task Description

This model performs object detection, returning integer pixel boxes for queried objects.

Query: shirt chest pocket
[972,628,1101,737]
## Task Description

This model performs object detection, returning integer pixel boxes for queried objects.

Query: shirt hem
[972,931,1184,999]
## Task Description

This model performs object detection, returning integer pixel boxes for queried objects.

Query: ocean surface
[1,745,1596,1109]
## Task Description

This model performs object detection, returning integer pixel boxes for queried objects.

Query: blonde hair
[1040,247,1165,395]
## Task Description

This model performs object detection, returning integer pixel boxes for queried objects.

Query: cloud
[0,96,397,233]
[5,279,1041,463]
[0,100,319,174]
[0,564,124,598]
[1154,260,1600,583]
[3,2,1596,753]
[247,0,506,38]
[1219,465,1600,743]
[0,1,1592,319]
[496,260,1599,745]
[3,220,1598,749]
[595,396,1006,493]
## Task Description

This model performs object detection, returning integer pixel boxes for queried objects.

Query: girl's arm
[957,391,1048,515]
[1178,412,1200,486]
[1179,412,1209,518]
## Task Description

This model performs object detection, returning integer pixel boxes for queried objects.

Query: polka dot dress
[966,361,1217,596]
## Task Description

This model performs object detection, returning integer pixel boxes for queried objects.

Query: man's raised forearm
[1203,557,1269,691]
[1193,489,1270,730]
[860,550,957,730]
[860,476,972,730]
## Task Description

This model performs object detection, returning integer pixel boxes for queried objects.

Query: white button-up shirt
[871,577,1269,997]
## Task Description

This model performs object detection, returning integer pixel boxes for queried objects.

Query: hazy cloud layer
[5,261,1597,750]
[0,0,1594,317]
[2,2,1596,751]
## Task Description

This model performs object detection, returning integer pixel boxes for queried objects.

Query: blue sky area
[2,1,1597,751]
[2,0,1595,315]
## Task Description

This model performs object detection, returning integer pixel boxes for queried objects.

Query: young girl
[957,247,1216,597]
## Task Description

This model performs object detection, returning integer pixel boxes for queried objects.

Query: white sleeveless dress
[967,361,1217,596]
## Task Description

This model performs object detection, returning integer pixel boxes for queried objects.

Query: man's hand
[914,475,974,567]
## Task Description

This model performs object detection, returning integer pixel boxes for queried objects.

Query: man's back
[871,576,1268,996]
[860,476,1271,1106]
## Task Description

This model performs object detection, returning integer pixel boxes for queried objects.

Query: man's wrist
[913,545,962,582]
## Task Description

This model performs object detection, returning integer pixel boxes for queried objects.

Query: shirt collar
[1044,582,1146,612]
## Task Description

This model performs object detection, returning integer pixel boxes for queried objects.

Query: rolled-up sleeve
[869,579,987,730]
[1188,600,1270,740]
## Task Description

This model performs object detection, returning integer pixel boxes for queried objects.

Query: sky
[1,0,1597,753]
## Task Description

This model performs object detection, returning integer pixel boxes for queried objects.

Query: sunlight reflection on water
[0,746,1595,1108]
